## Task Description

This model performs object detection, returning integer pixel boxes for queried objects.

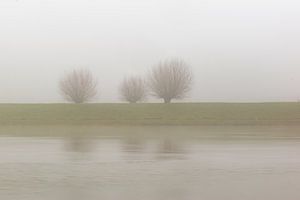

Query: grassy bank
[0,103,299,125]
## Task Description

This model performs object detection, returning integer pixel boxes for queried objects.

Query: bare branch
[120,76,147,103]
[59,69,98,103]
[148,58,193,103]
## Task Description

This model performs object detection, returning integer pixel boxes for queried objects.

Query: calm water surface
[0,126,300,200]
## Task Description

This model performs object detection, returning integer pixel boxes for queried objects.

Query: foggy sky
[0,0,299,103]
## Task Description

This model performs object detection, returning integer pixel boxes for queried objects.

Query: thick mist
[0,0,299,103]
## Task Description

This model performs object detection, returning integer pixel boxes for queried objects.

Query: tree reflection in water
[156,138,186,160]
[63,127,95,161]
[64,135,94,153]
[122,137,145,153]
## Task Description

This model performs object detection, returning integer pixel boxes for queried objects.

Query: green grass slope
[0,103,299,125]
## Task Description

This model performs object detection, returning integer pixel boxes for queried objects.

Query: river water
[0,126,300,200]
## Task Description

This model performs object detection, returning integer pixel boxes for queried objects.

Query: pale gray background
[0,0,299,103]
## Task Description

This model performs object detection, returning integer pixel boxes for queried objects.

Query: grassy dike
[0,103,299,125]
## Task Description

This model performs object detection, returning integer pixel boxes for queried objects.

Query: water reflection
[156,139,186,160]
[120,137,187,161]
[1,126,300,200]
[64,135,94,153]
[63,128,96,162]
[122,137,145,153]
[62,128,187,161]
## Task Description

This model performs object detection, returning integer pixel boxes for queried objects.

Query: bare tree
[59,69,98,103]
[120,76,147,103]
[149,58,192,103]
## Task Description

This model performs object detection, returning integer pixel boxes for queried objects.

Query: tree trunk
[164,98,171,103]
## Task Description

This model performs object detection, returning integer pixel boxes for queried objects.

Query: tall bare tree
[149,58,192,103]
[59,69,98,103]
[120,76,146,103]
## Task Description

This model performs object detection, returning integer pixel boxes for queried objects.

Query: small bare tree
[59,69,98,103]
[149,58,192,103]
[120,76,146,103]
